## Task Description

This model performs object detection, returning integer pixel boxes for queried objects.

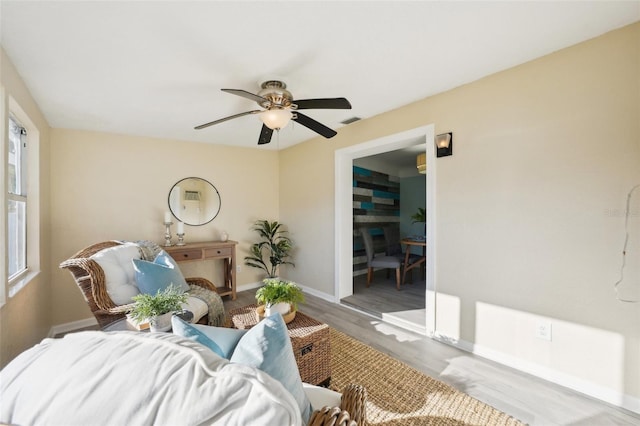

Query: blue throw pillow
[230,313,312,423]
[171,316,246,359]
[132,250,190,295]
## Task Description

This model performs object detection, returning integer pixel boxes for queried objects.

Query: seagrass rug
[328,328,525,426]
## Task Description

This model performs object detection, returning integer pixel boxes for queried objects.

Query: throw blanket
[133,239,163,261]
[189,283,225,326]
[131,240,225,326]
[0,331,302,425]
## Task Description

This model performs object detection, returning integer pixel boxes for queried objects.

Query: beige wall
[280,23,640,404]
[0,49,52,368]
[49,129,279,324]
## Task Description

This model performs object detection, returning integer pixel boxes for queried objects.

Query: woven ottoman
[228,304,331,386]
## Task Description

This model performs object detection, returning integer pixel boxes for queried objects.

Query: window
[7,115,27,282]
[2,98,40,303]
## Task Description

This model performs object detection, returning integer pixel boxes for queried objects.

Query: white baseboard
[238,278,336,303]
[236,281,262,293]
[49,317,98,337]
[382,313,427,335]
[433,333,640,415]
[298,284,337,304]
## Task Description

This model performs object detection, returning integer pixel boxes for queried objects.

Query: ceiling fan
[194,80,352,145]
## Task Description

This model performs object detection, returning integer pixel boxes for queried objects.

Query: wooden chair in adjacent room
[383,225,424,282]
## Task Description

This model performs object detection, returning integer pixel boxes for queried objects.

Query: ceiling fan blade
[258,124,274,145]
[293,112,337,138]
[222,88,269,104]
[293,98,352,110]
[194,110,261,130]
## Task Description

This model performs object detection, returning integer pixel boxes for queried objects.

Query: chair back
[59,241,126,328]
[383,226,402,257]
[359,229,375,264]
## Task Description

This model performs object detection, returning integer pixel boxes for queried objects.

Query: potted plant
[411,207,427,238]
[127,284,188,332]
[244,220,295,278]
[411,207,426,224]
[255,278,305,318]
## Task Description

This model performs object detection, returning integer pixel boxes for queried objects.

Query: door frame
[334,124,436,335]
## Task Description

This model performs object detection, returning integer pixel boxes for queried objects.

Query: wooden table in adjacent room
[401,237,426,286]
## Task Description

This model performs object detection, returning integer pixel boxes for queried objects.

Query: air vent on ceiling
[341,116,361,125]
[184,190,201,201]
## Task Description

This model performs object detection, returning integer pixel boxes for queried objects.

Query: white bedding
[0,331,303,425]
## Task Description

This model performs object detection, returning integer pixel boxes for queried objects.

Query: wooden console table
[165,240,237,300]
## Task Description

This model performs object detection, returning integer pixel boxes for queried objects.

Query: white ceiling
[1,1,638,152]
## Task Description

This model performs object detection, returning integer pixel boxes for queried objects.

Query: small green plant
[128,284,188,323]
[255,278,305,311]
[244,220,295,278]
[411,207,426,223]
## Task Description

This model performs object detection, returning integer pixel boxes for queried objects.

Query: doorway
[346,150,426,333]
[334,125,436,335]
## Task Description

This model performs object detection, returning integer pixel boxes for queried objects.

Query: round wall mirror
[168,177,221,226]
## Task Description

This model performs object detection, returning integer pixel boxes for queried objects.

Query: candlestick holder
[176,233,185,246]
[164,221,173,247]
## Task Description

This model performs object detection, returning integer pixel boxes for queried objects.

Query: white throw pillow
[90,243,141,305]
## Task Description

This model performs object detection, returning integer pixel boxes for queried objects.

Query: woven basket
[256,304,296,323]
[228,305,331,386]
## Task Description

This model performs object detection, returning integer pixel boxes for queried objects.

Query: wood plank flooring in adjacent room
[343,270,425,314]
[228,289,640,426]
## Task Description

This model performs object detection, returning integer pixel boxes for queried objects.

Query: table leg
[402,247,411,285]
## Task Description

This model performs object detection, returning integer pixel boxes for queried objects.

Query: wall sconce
[436,132,453,158]
[416,153,426,174]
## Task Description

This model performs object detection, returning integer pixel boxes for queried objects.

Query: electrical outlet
[536,321,552,341]
[236,265,241,273]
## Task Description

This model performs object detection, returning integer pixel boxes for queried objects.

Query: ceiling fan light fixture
[259,108,292,130]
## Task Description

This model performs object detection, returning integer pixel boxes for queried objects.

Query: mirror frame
[168,177,221,226]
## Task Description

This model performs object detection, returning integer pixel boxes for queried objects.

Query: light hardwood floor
[229,288,640,426]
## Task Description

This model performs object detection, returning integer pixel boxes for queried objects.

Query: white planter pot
[265,302,291,317]
[150,312,173,332]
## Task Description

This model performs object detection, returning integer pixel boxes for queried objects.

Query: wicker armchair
[308,383,367,426]
[59,240,219,329]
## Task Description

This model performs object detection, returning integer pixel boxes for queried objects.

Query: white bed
[0,331,346,426]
